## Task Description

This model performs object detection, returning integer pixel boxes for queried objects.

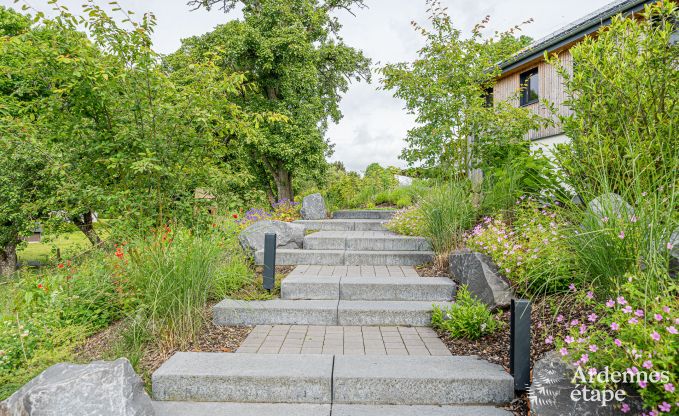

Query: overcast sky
[2,0,613,172]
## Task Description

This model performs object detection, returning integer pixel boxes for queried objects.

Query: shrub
[553,277,679,414]
[431,285,499,340]
[419,181,476,254]
[386,206,426,236]
[467,200,578,295]
[270,199,301,222]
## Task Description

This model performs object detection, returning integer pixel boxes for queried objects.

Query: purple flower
[570,319,579,326]
[618,230,625,239]
[545,336,553,344]
[642,360,653,369]
[623,306,633,314]
[628,317,639,324]
[586,291,594,300]
[588,367,597,376]
[560,347,568,356]
[621,403,630,413]
[639,380,648,388]
[580,354,589,364]
[627,366,639,375]
[630,215,637,223]
[614,338,622,347]
[663,306,671,313]
[634,309,645,317]
[664,383,675,393]
[589,344,598,352]
[617,296,627,305]
[556,314,564,323]
[658,402,671,412]
[606,299,615,307]
[611,322,620,331]
[667,326,678,335]
[602,216,609,223]
[655,313,664,321]
[588,313,598,322]
[569,283,576,292]
[564,336,575,344]
[651,331,661,341]
[579,324,588,334]
[668,242,674,250]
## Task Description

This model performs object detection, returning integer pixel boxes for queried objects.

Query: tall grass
[420,182,477,256]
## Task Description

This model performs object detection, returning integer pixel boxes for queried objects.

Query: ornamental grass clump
[431,286,499,340]
[551,277,678,414]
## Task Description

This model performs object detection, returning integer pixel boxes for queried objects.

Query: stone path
[151,210,514,415]
[236,325,452,356]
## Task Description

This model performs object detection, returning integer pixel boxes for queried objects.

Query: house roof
[500,0,653,74]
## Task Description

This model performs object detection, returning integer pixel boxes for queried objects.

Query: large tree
[179,0,371,201]
[380,0,539,178]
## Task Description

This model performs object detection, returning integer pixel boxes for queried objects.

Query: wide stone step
[153,402,510,416]
[152,353,333,403]
[303,231,431,251]
[332,210,397,220]
[255,249,435,266]
[213,299,338,326]
[153,402,331,416]
[332,355,514,406]
[281,275,455,301]
[213,299,450,326]
[295,219,387,231]
[337,300,453,326]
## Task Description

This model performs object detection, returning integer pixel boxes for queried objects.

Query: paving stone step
[255,249,435,266]
[337,300,453,326]
[331,404,512,415]
[294,219,387,231]
[280,275,455,301]
[153,402,331,416]
[332,210,397,220]
[332,355,514,406]
[213,299,338,326]
[152,402,510,416]
[152,353,333,403]
[213,299,450,326]
[303,231,431,251]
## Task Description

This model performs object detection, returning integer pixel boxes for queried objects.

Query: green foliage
[467,201,578,295]
[432,285,499,340]
[380,0,539,177]
[419,182,476,254]
[174,0,371,200]
[385,206,426,236]
[550,0,678,199]
[554,278,679,413]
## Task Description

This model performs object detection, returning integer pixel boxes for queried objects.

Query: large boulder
[0,358,154,416]
[587,193,634,222]
[530,351,643,415]
[239,220,305,255]
[300,193,326,220]
[448,249,513,308]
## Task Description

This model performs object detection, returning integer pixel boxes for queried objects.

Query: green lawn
[18,221,111,264]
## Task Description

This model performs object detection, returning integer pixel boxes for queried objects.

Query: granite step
[213,299,451,326]
[254,249,434,266]
[280,275,455,301]
[303,231,431,251]
[152,353,333,403]
[337,300,453,326]
[294,219,388,232]
[153,402,331,416]
[152,402,510,416]
[332,210,397,220]
[332,355,514,406]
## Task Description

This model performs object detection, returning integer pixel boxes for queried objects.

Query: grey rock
[530,351,644,416]
[152,402,330,416]
[152,353,333,404]
[331,404,511,416]
[332,355,514,405]
[281,275,341,300]
[301,193,327,220]
[0,358,154,416]
[239,220,305,255]
[448,249,513,308]
[587,193,635,223]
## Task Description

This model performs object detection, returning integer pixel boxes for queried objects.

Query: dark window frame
[519,67,539,106]
[484,87,494,108]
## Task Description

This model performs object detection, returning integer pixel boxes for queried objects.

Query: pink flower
[614,338,622,347]
[635,309,645,317]
[588,367,597,376]
[569,283,576,292]
[602,216,609,223]
[588,313,598,322]
[628,317,639,324]
[655,314,664,321]
[617,296,627,305]
[560,347,568,356]
[651,331,661,341]
[589,344,598,352]
[621,403,630,413]
[668,242,674,250]
[580,354,589,364]
[618,230,625,239]
[545,336,553,344]
[623,306,633,314]
[639,380,648,388]
[580,324,588,334]
[664,383,675,393]
[611,322,620,331]
[565,336,575,344]
[570,319,579,326]
[556,314,564,323]
[663,306,671,313]
[627,366,639,375]
[606,299,615,307]
[586,291,594,299]
[658,402,671,412]
[667,326,678,335]
[642,360,653,369]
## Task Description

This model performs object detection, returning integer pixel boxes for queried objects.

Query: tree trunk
[0,238,17,277]
[273,167,293,201]
[73,211,102,247]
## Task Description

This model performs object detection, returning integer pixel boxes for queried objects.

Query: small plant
[271,199,301,222]
[386,206,426,236]
[431,285,499,340]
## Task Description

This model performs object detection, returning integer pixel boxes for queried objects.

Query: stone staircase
[151,210,514,415]
[254,210,435,266]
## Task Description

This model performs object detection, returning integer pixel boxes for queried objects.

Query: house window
[519,68,539,106]
[483,87,493,108]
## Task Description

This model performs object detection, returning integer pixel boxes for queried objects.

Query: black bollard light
[510,298,531,392]
[263,233,276,292]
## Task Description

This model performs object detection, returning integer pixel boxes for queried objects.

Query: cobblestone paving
[236,325,452,356]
